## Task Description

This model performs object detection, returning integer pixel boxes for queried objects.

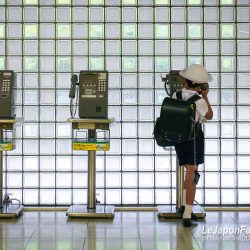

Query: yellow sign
[0,143,15,151]
[73,142,110,151]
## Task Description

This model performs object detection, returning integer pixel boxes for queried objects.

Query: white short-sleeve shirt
[172,88,208,123]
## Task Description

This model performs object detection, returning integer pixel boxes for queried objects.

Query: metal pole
[176,159,185,209]
[0,129,3,208]
[87,129,96,209]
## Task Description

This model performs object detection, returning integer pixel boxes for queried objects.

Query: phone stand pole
[66,118,115,219]
[0,119,23,218]
[157,157,206,219]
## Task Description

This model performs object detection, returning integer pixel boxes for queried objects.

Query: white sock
[182,189,186,206]
[183,204,193,219]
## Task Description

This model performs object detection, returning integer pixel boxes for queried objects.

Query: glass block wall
[1,0,250,206]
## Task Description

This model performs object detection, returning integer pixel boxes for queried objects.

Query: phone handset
[69,74,79,99]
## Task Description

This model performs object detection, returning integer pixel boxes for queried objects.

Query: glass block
[205,189,220,204]
[122,7,136,22]
[221,0,234,4]
[139,40,153,55]
[90,40,104,55]
[40,156,55,171]
[109,107,121,121]
[73,56,87,71]
[73,40,88,55]
[238,73,250,88]
[139,173,154,188]
[138,107,153,121]
[40,40,55,55]
[23,156,38,171]
[24,173,39,188]
[122,123,137,138]
[188,24,202,38]
[139,74,153,89]
[106,7,120,22]
[56,173,72,188]
[106,156,121,171]
[237,90,250,105]
[57,40,71,55]
[40,123,55,138]
[221,24,235,38]
[139,24,153,39]
[106,189,121,204]
[23,123,38,138]
[41,73,55,88]
[90,57,104,70]
[188,7,202,21]
[24,90,38,105]
[106,23,120,39]
[107,56,121,72]
[139,189,154,204]
[188,56,202,66]
[73,173,87,188]
[73,156,87,171]
[24,190,38,205]
[204,24,219,38]
[155,40,169,55]
[221,106,235,121]
[40,140,55,155]
[40,23,55,38]
[237,57,250,72]
[237,156,250,171]
[109,73,121,88]
[57,7,71,22]
[188,40,203,55]
[106,40,120,55]
[56,190,71,205]
[8,23,22,38]
[7,57,22,71]
[139,139,154,154]
[122,57,137,72]
[221,90,235,105]
[23,140,39,155]
[41,56,56,72]
[122,189,138,204]
[155,172,170,187]
[56,57,70,71]
[221,122,235,138]
[139,156,154,171]
[73,7,87,22]
[238,190,250,204]
[40,190,55,205]
[56,139,71,155]
[221,190,236,204]
[24,57,38,72]
[221,139,235,154]
[221,156,236,171]
[110,123,121,138]
[204,122,219,138]
[221,7,235,22]
[237,7,250,21]
[139,7,153,22]
[96,173,104,188]
[171,40,185,55]
[24,7,38,22]
[139,57,153,72]
[107,139,121,155]
[122,90,137,105]
[205,172,220,187]
[0,41,4,55]
[155,24,169,38]
[57,24,71,38]
[155,57,169,72]
[205,156,220,171]
[40,7,55,22]
[106,173,121,188]
[7,41,20,55]
[238,173,250,188]
[56,123,71,138]
[171,7,185,22]
[204,7,218,22]
[108,90,121,105]
[237,41,250,56]
[221,57,235,72]
[205,139,220,154]
[7,173,22,188]
[24,40,38,55]
[40,106,55,121]
[122,156,137,171]
[221,73,235,88]
[123,139,138,154]
[8,7,22,22]
[204,40,219,54]
[0,7,5,21]
[73,24,88,39]
[238,123,250,138]
[155,7,169,22]
[122,40,136,55]
[7,156,22,171]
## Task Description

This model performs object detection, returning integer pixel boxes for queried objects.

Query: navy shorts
[174,136,204,166]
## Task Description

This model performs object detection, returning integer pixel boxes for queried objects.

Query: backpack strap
[187,94,201,103]
[176,90,182,100]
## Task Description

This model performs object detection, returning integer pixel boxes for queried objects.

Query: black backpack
[153,90,201,147]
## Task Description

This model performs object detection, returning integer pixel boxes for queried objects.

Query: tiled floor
[0,210,249,250]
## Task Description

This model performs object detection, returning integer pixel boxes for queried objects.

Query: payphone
[0,70,16,118]
[69,71,108,119]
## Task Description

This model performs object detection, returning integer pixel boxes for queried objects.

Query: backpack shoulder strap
[187,94,201,103]
[176,90,182,100]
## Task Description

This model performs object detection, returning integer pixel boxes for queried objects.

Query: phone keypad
[98,80,106,92]
[1,80,11,92]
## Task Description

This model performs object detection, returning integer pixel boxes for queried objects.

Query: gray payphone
[69,71,108,119]
[0,70,16,118]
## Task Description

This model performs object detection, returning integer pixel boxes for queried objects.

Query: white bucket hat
[179,64,212,83]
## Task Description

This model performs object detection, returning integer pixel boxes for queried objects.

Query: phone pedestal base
[66,205,115,219]
[0,204,24,218]
[157,205,206,219]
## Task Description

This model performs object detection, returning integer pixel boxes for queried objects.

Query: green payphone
[69,71,108,119]
[0,70,16,118]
